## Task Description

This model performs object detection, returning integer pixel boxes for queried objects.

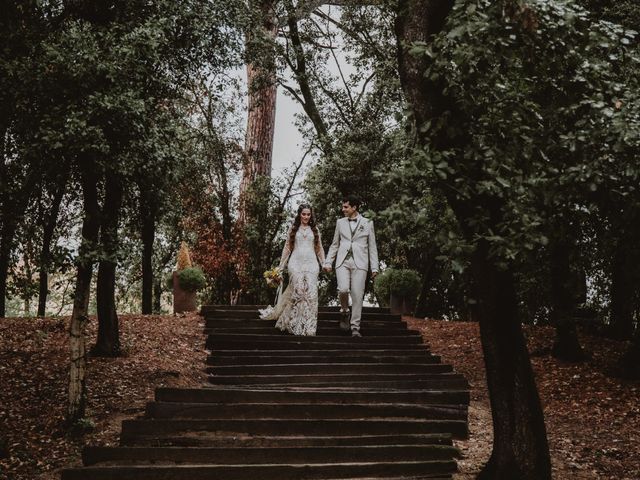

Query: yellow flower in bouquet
[263,266,283,288]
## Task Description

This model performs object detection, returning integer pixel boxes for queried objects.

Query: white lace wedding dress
[259,227,325,336]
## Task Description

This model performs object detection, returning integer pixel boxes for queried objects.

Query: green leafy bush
[177,267,207,292]
[374,268,421,301]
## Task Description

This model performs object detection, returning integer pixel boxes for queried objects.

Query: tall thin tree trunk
[152,276,162,313]
[0,228,13,317]
[617,329,640,379]
[609,222,638,340]
[67,164,100,425]
[92,171,122,357]
[395,1,552,477]
[238,0,278,224]
[141,200,156,314]
[549,237,585,361]
[37,178,66,317]
[284,1,332,155]
[0,165,40,317]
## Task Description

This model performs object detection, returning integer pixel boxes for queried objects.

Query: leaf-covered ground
[0,314,638,479]
[0,313,206,480]
[406,317,640,480]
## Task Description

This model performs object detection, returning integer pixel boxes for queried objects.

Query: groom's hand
[323,266,332,273]
[371,271,378,279]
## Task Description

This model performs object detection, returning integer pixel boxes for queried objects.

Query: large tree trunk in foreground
[471,242,552,479]
[37,177,67,317]
[67,164,100,425]
[395,1,551,478]
[238,0,278,224]
[92,171,122,357]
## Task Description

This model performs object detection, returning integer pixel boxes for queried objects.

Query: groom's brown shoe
[351,329,362,337]
[339,309,350,331]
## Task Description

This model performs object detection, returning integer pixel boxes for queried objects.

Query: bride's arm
[278,229,293,270]
[315,230,325,266]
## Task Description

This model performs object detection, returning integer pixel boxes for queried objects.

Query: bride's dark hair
[288,204,320,251]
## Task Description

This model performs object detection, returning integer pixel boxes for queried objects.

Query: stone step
[206,354,442,366]
[119,418,469,441]
[208,375,468,390]
[206,363,452,375]
[205,319,409,329]
[61,460,457,480]
[201,305,392,314]
[123,432,455,448]
[83,445,460,466]
[144,402,467,421]
[207,342,428,351]
[155,387,470,406]
[204,327,419,336]
[206,334,423,351]
[208,333,423,343]
[204,311,402,321]
[206,348,432,357]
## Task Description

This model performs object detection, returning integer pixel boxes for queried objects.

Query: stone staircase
[61,305,469,479]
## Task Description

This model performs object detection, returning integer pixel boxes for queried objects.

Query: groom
[323,195,379,337]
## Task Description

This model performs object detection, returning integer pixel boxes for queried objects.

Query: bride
[260,204,325,336]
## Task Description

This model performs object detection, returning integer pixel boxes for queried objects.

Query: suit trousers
[336,257,368,331]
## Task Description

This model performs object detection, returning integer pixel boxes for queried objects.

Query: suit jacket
[324,215,379,272]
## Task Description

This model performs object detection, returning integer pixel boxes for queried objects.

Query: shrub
[375,268,422,301]
[177,267,206,292]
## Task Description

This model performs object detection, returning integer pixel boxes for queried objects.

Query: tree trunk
[67,164,100,425]
[609,226,638,340]
[471,243,552,479]
[0,434,8,459]
[0,229,13,317]
[92,171,122,357]
[395,1,552,477]
[153,276,162,313]
[0,169,39,317]
[549,237,586,361]
[37,177,67,317]
[238,0,278,223]
[141,201,156,314]
[617,330,640,379]
[284,0,332,155]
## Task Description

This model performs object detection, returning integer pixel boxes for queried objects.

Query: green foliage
[374,268,422,302]
[177,267,206,292]
[240,170,304,304]
[1,1,246,315]
[405,0,640,261]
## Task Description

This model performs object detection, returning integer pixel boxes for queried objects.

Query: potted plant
[374,268,421,315]
[172,242,206,313]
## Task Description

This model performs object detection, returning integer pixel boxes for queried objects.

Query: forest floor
[0,313,638,479]
[406,317,640,480]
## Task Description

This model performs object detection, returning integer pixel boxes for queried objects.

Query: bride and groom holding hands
[260,195,379,337]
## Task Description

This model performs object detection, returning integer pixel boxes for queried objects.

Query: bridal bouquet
[263,266,283,288]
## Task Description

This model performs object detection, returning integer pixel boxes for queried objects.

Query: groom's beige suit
[324,215,379,332]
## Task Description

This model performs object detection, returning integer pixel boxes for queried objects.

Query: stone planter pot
[172,271,197,313]
[389,293,416,316]
[403,296,417,316]
[389,293,404,315]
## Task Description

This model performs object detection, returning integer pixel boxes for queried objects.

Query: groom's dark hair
[342,194,361,210]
